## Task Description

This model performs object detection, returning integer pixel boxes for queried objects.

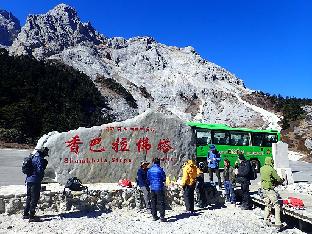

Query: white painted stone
[272,142,290,168]
[272,142,294,185]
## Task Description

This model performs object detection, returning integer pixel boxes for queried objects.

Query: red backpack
[283,197,304,209]
[118,179,132,188]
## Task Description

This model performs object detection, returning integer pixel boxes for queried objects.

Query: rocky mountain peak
[0,10,21,47]
[9,4,105,58]
[48,3,78,17]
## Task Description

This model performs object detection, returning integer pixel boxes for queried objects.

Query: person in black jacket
[235,154,252,210]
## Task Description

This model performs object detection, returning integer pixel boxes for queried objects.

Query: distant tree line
[0,49,113,145]
[256,91,312,129]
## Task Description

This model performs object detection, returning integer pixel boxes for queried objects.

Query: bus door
[211,130,230,168]
[251,132,278,168]
[195,129,211,161]
[227,131,251,167]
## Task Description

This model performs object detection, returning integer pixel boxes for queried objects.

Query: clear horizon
[1,0,311,99]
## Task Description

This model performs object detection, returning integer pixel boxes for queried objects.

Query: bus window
[263,134,278,147]
[252,133,264,146]
[212,131,230,145]
[196,130,211,146]
[230,132,251,146]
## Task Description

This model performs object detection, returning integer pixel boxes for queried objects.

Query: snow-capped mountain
[5,4,280,130]
[0,10,20,47]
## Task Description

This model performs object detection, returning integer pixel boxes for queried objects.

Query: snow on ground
[0,205,304,234]
[288,151,305,161]
[0,183,125,196]
[235,94,281,131]
[285,182,312,196]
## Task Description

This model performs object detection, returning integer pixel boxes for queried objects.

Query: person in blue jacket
[136,161,151,209]
[23,147,49,222]
[207,145,222,188]
[147,157,166,222]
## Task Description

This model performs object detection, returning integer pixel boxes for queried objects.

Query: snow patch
[288,150,305,161]
[235,94,281,131]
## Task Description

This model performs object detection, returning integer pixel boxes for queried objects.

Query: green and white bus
[186,122,281,171]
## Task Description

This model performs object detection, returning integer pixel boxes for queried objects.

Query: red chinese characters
[112,137,130,152]
[136,137,152,153]
[157,138,173,153]
[65,135,83,155]
[65,130,173,155]
[89,137,106,152]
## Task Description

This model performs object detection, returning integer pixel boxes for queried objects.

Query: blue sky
[1,0,311,98]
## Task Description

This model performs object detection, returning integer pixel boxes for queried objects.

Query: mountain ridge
[1,4,312,159]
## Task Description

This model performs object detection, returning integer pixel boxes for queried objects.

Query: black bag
[22,154,33,175]
[248,161,257,180]
[64,177,88,192]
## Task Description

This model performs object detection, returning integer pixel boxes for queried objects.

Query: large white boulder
[40,109,195,184]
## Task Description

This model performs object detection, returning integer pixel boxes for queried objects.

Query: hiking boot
[265,221,272,227]
[273,224,283,230]
[29,216,42,222]
[22,213,29,219]
[160,217,167,222]
[153,216,159,221]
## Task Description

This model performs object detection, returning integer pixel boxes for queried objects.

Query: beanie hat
[238,154,246,161]
[209,144,216,150]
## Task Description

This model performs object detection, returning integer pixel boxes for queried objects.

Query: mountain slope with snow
[6,4,282,130]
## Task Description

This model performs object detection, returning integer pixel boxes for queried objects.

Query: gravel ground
[0,205,304,234]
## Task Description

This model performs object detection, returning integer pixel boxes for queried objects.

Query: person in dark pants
[196,162,206,208]
[147,158,166,222]
[136,161,151,210]
[207,145,221,188]
[23,147,49,222]
[235,154,252,210]
[181,159,199,213]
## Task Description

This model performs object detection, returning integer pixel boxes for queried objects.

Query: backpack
[64,177,88,192]
[118,179,132,188]
[248,161,257,180]
[22,154,34,175]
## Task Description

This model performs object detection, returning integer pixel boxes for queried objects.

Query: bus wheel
[251,159,260,173]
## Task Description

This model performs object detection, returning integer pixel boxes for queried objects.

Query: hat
[140,160,150,166]
[209,145,216,150]
[238,154,246,161]
[198,162,205,170]
[153,158,160,165]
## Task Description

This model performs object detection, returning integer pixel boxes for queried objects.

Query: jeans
[224,181,236,203]
[184,184,195,212]
[208,168,222,187]
[150,190,165,219]
[24,182,41,216]
[139,186,151,209]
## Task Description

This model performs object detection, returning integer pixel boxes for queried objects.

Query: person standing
[196,162,206,208]
[260,157,284,229]
[235,154,252,210]
[147,158,166,222]
[136,161,151,210]
[207,145,221,188]
[23,147,49,222]
[223,159,236,204]
[181,159,199,213]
